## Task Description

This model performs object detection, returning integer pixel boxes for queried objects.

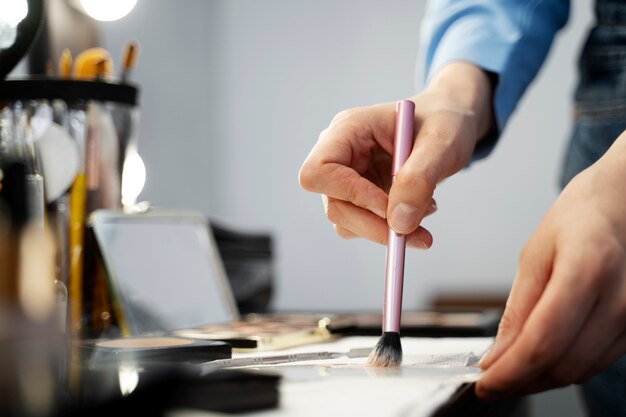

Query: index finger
[476,253,599,399]
[299,117,390,218]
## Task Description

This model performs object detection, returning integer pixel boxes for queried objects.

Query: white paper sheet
[230,336,494,417]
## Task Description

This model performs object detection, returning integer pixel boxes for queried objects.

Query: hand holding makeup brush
[299,62,494,367]
[299,62,494,246]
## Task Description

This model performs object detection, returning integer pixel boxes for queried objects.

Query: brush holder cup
[0,78,140,338]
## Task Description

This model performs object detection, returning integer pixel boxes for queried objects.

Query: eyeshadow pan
[96,337,194,349]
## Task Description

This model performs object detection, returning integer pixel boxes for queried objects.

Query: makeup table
[169,336,528,417]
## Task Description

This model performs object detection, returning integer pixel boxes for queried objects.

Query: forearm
[419,0,570,159]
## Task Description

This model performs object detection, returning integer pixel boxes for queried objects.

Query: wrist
[592,131,626,186]
[577,131,626,235]
[424,62,495,141]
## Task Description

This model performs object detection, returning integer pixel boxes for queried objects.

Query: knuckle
[549,366,578,387]
[586,239,622,281]
[517,243,535,268]
[316,127,332,146]
[333,225,353,240]
[330,108,360,126]
[318,127,330,140]
[497,306,519,335]
[298,161,318,191]
[324,198,343,225]
[526,338,555,368]
[344,177,360,205]
[321,194,329,215]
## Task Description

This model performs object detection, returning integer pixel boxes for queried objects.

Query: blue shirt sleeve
[419,0,570,160]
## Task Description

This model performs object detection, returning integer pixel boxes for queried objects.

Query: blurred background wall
[96,0,593,314]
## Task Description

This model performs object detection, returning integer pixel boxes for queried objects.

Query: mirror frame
[0,0,45,79]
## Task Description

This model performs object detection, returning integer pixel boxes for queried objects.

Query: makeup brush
[72,47,113,80]
[367,100,415,367]
[119,40,138,84]
[45,59,54,77]
[58,48,72,79]
[203,347,372,372]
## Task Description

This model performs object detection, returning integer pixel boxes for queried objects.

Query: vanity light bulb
[0,0,28,27]
[121,152,146,207]
[118,366,140,396]
[79,0,137,22]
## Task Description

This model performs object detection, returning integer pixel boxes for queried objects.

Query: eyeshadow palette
[174,314,335,351]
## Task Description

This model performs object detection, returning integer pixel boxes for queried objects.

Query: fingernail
[424,200,438,216]
[368,206,386,219]
[478,342,496,368]
[407,238,429,249]
[476,385,499,403]
[390,203,419,233]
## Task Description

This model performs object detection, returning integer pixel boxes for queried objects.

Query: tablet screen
[91,211,238,334]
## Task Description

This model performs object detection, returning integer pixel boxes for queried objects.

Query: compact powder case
[76,336,232,365]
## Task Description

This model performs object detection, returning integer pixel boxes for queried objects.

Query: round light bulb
[0,0,28,27]
[121,152,146,207]
[79,0,137,22]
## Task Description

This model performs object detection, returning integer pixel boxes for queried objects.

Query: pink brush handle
[383,100,415,333]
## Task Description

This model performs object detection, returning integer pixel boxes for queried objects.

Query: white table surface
[171,336,494,417]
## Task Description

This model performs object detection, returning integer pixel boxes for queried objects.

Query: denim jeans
[560,1,626,415]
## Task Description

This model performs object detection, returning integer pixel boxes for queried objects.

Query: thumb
[387,125,449,234]
[387,158,436,234]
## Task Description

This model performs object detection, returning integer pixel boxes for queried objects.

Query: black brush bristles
[367,332,402,367]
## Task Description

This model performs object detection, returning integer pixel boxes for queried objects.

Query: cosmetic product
[326,309,502,337]
[72,48,113,81]
[368,100,415,367]
[67,364,280,415]
[202,347,372,371]
[120,40,138,84]
[89,210,336,351]
[77,336,231,366]
[58,48,72,79]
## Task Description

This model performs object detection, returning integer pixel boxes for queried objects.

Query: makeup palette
[76,336,231,366]
[67,359,281,415]
[326,309,502,337]
[89,211,335,351]
[174,313,335,351]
